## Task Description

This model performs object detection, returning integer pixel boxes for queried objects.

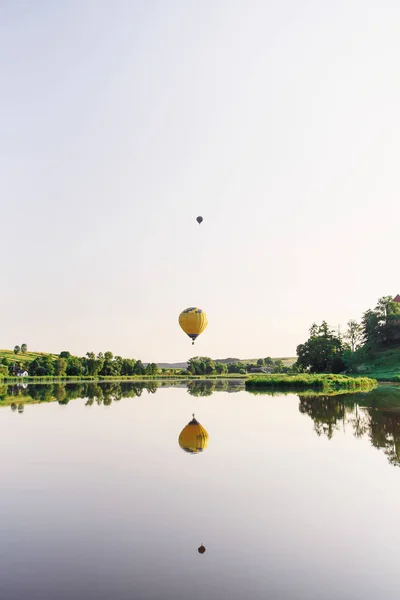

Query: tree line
[295,295,400,373]
[186,356,286,375]
[1,351,159,377]
[1,350,289,378]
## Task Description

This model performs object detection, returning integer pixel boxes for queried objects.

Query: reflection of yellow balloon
[179,414,209,454]
[179,307,208,345]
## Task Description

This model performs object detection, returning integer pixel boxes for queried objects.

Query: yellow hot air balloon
[179,307,208,345]
[178,414,209,454]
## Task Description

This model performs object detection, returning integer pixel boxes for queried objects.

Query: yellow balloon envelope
[179,415,209,454]
[179,307,208,344]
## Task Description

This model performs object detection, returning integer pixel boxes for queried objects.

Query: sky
[1,0,399,363]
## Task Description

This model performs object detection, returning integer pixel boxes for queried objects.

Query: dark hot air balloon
[198,544,206,554]
[196,216,203,224]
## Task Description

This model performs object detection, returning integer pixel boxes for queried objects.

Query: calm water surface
[1,381,400,600]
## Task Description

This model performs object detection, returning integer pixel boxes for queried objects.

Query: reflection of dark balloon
[198,544,206,554]
[196,216,203,224]
[11,403,17,411]
[17,403,24,413]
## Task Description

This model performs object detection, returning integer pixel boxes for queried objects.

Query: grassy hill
[0,349,58,364]
[351,345,400,381]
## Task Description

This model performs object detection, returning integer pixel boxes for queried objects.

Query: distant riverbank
[245,374,377,393]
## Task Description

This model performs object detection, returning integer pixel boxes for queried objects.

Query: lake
[1,380,400,600]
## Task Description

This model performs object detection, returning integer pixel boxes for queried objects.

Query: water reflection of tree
[298,395,347,439]
[369,410,400,467]
[83,381,160,406]
[347,403,371,439]
[1,379,245,408]
[187,379,245,397]
[298,394,400,467]
[187,381,215,397]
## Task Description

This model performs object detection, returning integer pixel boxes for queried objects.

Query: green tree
[121,358,136,376]
[362,296,400,347]
[133,360,145,375]
[145,363,159,375]
[29,355,55,376]
[296,321,344,373]
[273,359,284,373]
[113,356,123,376]
[187,356,216,375]
[100,354,116,376]
[66,357,82,376]
[344,320,363,352]
[14,346,20,355]
[21,344,27,353]
[84,352,104,376]
[54,358,67,376]
[59,351,71,359]
[257,358,265,366]
[215,362,228,374]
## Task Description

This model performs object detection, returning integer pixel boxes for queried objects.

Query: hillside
[351,345,400,381]
[0,349,58,364]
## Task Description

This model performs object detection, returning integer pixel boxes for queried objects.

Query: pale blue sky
[1,0,399,362]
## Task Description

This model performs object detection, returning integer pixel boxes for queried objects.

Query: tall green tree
[14,346,20,355]
[66,357,82,376]
[145,363,159,375]
[121,358,136,375]
[21,344,27,353]
[362,296,400,346]
[29,355,55,376]
[133,360,145,375]
[296,321,345,373]
[344,320,363,352]
[54,358,67,376]
[187,357,216,375]
[215,362,228,374]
